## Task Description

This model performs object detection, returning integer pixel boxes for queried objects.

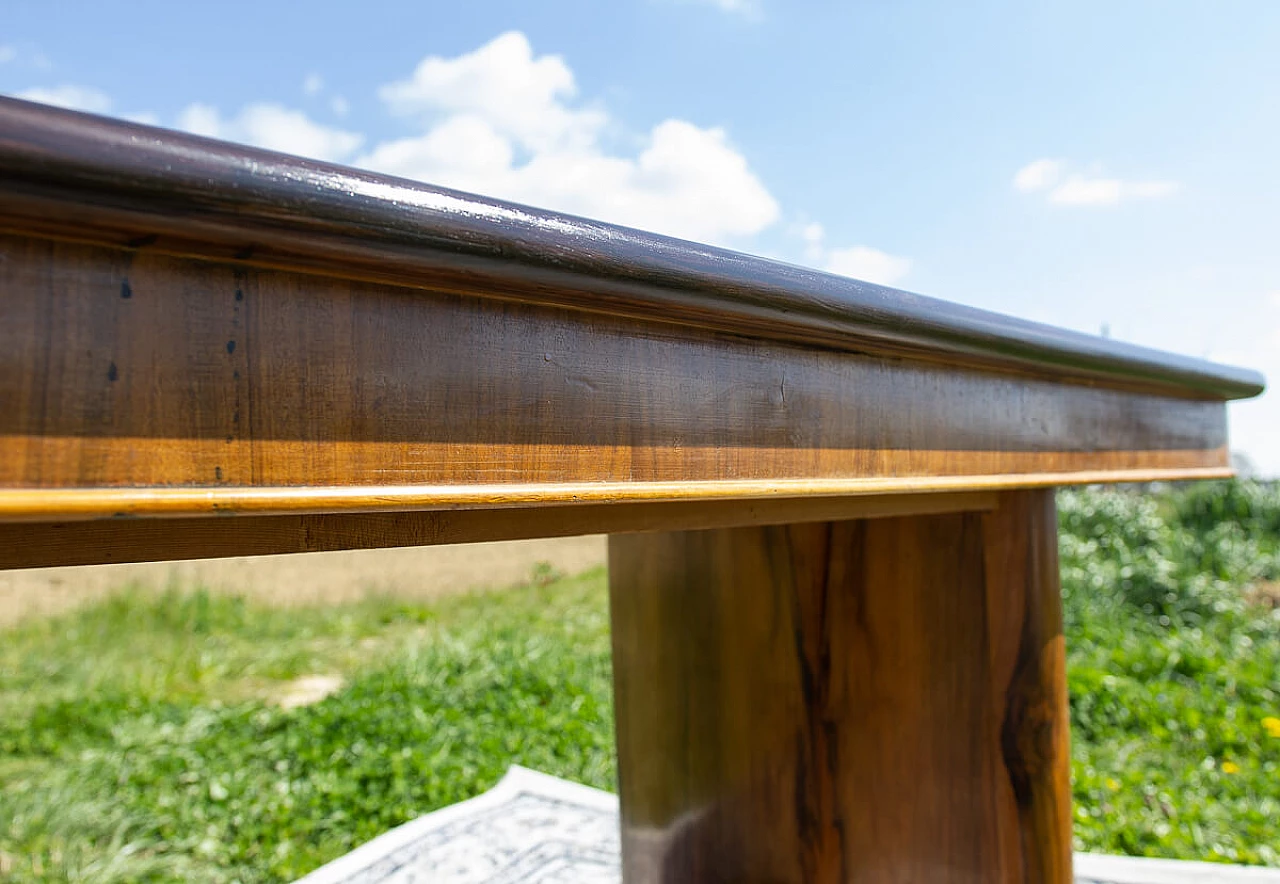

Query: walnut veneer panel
[0,233,1230,522]
[609,490,1070,883]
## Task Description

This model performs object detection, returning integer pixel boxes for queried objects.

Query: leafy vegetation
[1060,481,1280,866]
[1,481,1279,881]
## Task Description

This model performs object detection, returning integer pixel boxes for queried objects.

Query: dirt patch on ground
[275,674,346,710]
[0,536,607,627]
[1247,579,1280,610]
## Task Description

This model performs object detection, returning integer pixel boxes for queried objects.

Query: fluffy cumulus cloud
[12,32,905,262]
[1014,158,1178,207]
[1048,176,1177,206]
[800,222,911,287]
[11,85,156,126]
[361,32,778,244]
[147,32,779,246]
[377,32,605,154]
[823,246,913,286]
[16,84,112,114]
[1013,158,1062,193]
[176,102,363,163]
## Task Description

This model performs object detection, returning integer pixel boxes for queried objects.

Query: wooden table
[0,97,1264,883]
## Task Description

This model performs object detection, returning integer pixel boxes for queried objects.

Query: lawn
[1,482,1279,882]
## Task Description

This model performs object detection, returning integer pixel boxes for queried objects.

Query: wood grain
[0,491,998,570]
[0,96,1263,400]
[0,232,1232,526]
[986,490,1073,882]
[608,490,1070,883]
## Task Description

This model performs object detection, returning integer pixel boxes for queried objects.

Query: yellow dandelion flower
[1263,716,1280,738]
[1221,761,1240,774]
[1105,778,1120,791]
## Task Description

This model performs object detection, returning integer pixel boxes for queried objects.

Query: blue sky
[4,0,1278,473]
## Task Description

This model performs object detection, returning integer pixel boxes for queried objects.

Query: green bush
[1172,480,1280,541]
[1058,481,1280,624]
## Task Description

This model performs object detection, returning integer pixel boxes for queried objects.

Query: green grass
[1060,483,1280,866]
[0,568,615,882]
[2,481,1279,881]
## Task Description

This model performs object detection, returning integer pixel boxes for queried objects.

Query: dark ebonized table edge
[0,96,1263,401]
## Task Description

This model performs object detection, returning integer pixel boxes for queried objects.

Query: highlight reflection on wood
[609,490,1070,883]
[0,232,1235,527]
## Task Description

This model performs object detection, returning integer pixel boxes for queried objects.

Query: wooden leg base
[608,490,1071,883]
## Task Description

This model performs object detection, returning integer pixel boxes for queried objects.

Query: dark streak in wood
[0,233,1234,516]
[124,233,158,249]
[608,491,1072,883]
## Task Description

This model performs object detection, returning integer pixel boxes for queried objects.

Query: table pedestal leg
[608,490,1071,884]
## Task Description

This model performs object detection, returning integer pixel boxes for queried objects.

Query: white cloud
[176,102,220,136]
[824,246,912,286]
[1048,175,1178,207]
[16,84,112,114]
[176,101,363,162]
[1014,158,1178,207]
[359,31,778,245]
[303,73,324,96]
[13,84,158,127]
[378,31,605,154]
[0,45,15,64]
[797,222,911,286]
[1013,158,1062,193]
[124,111,161,126]
[330,95,350,116]
[30,31,774,247]
[800,221,825,257]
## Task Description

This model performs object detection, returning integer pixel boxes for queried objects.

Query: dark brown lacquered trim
[0,97,1264,400]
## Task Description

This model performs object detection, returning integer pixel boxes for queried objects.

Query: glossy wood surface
[0,96,1263,400]
[608,490,1070,884]
[0,491,998,570]
[0,231,1231,530]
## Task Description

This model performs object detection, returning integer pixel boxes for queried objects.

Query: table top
[0,96,1265,566]
[0,97,1261,401]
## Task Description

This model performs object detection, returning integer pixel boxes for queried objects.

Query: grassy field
[2,482,1279,882]
[1059,483,1280,866]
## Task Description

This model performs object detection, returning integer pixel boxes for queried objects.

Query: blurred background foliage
[1059,481,1280,864]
